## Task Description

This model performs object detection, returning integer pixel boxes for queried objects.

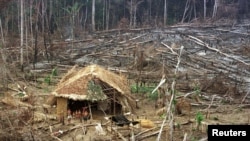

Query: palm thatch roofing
[52,64,136,112]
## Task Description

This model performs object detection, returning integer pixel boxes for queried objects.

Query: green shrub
[51,68,58,76]
[44,75,51,85]
[148,92,158,100]
[195,111,204,130]
[130,85,158,100]
[44,67,58,85]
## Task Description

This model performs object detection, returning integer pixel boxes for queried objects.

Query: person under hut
[82,107,90,123]
[67,109,72,124]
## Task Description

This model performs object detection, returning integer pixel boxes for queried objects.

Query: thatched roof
[52,64,136,112]
[52,64,130,99]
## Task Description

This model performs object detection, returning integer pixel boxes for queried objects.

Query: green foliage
[130,85,155,94]
[87,80,106,101]
[193,84,201,95]
[172,97,177,105]
[176,122,181,129]
[191,136,198,141]
[148,92,158,101]
[44,75,51,85]
[51,68,58,77]
[44,67,58,85]
[130,85,158,100]
[195,111,204,130]
[195,111,204,124]
[18,92,25,97]
[160,113,166,119]
[212,116,219,121]
[130,85,138,93]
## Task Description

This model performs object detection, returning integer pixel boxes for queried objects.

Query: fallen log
[238,104,250,108]
[51,39,92,45]
[1,96,34,108]
[187,35,250,66]
[33,112,57,122]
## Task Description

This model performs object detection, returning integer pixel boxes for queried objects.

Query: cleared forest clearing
[1,22,250,141]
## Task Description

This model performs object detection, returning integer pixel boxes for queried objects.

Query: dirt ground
[45,93,249,141]
[1,77,249,141]
[56,98,249,141]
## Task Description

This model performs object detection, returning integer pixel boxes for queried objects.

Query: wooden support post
[135,99,139,109]
[87,102,92,120]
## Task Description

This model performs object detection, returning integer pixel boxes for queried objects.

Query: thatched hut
[51,64,136,118]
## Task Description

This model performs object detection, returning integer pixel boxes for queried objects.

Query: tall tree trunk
[132,0,144,28]
[163,0,167,26]
[182,0,190,23]
[0,18,6,63]
[34,22,38,69]
[92,0,96,31]
[133,5,137,28]
[129,0,133,28]
[33,0,39,69]
[3,8,9,36]
[0,17,8,89]
[20,0,24,71]
[103,0,105,30]
[84,0,88,31]
[25,8,28,64]
[49,0,54,34]
[148,0,152,23]
[106,0,110,30]
[193,0,196,19]
[212,0,218,18]
[41,0,49,62]
[29,0,33,53]
[49,0,53,20]
[204,0,206,20]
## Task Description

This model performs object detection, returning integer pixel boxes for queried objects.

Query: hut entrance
[68,99,89,114]
[109,99,122,115]
[67,99,123,119]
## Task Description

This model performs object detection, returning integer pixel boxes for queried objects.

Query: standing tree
[182,0,197,23]
[83,0,89,31]
[0,16,8,90]
[204,0,206,20]
[148,0,152,22]
[33,0,40,69]
[163,0,168,26]
[92,0,96,31]
[63,2,83,40]
[237,0,248,21]
[129,0,133,28]
[212,0,219,18]
[127,0,144,28]
[105,0,110,30]
[20,0,24,71]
